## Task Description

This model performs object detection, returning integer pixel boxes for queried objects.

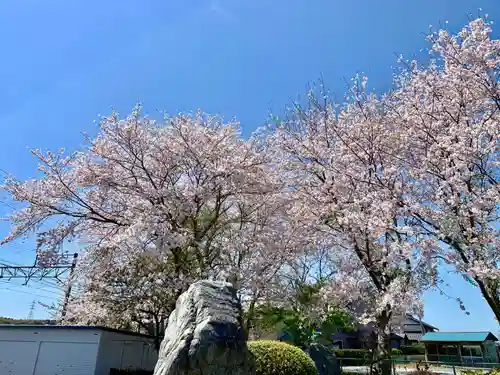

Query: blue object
[421,332,498,342]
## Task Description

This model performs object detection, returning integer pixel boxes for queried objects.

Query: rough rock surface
[307,343,341,375]
[153,280,255,375]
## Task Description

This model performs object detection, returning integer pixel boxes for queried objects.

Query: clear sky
[0,0,498,333]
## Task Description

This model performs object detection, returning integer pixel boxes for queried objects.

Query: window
[427,344,438,355]
[461,345,482,358]
[438,345,458,356]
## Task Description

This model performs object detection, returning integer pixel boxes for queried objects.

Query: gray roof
[405,315,438,331]
[0,324,154,339]
[405,333,423,341]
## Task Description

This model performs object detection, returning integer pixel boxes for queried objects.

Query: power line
[0,258,18,266]
[31,279,64,289]
[0,280,63,297]
[0,286,55,300]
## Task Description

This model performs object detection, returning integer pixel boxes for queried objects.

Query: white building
[0,325,158,375]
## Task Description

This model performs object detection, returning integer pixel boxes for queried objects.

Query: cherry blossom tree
[389,17,500,321]
[215,193,313,334]
[268,85,433,375]
[1,107,304,341]
[2,106,280,266]
[64,245,189,350]
[246,244,341,340]
[63,198,307,346]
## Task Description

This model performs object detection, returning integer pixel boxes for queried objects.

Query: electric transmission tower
[27,300,36,320]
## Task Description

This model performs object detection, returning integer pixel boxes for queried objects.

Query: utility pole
[27,300,36,320]
[61,253,78,319]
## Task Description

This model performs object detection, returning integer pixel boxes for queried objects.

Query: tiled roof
[421,332,498,343]
[405,315,438,331]
[405,333,423,341]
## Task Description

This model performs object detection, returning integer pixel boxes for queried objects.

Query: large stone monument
[153,280,255,375]
[307,343,341,375]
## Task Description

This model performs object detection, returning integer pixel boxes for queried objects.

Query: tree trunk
[371,307,392,375]
[243,298,257,340]
[153,315,161,351]
[475,277,500,324]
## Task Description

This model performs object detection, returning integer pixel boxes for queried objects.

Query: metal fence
[340,358,500,375]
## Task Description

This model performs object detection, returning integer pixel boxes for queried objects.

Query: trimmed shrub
[339,358,369,366]
[334,349,370,359]
[333,349,371,366]
[400,345,426,355]
[248,340,317,375]
[109,369,153,375]
[392,348,403,356]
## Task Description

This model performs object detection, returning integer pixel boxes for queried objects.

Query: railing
[394,360,500,374]
[339,358,500,374]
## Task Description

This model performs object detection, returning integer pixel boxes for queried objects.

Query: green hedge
[249,340,317,375]
[338,358,370,366]
[333,347,422,358]
[400,345,426,355]
[392,348,403,356]
[333,349,370,359]
[333,350,371,366]
[109,369,153,375]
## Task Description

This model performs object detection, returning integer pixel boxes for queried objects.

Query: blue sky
[0,0,498,333]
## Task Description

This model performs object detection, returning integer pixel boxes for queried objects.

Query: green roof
[421,332,498,343]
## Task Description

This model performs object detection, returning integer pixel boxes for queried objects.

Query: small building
[276,314,438,350]
[402,314,439,345]
[327,314,438,350]
[0,325,158,375]
[330,327,403,350]
[421,331,499,365]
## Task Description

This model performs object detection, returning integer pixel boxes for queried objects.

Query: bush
[461,370,484,375]
[400,345,426,355]
[109,369,153,375]
[334,349,371,359]
[333,349,371,366]
[248,340,317,375]
[392,348,403,356]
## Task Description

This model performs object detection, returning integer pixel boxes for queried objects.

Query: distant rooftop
[405,315,439,331]
[405,333,424,341]
[421,332,498,343]
[0,324,154,339]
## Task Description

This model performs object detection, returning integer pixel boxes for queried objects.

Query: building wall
[483,341,498,363]
[0,327,100,375]
[94,330,158,375]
